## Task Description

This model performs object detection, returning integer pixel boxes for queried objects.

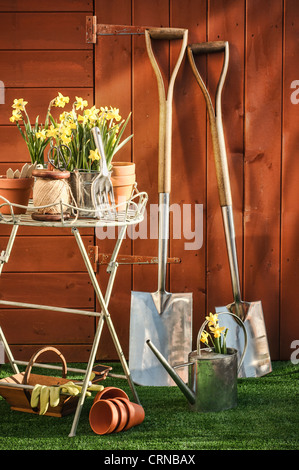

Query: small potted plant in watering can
[47,94,134,216]
[147,312,247,412]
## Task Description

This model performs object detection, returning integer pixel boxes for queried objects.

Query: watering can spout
[146,339,196,405]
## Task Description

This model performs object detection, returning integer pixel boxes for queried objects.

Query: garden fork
[91,127,116,218]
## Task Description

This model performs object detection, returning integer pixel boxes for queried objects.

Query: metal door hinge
[86,16,97,44]
[88,246,180,273]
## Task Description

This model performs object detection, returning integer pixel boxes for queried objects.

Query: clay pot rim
[0,176,34,188]
[89,399,120,435]
[112,162,135,176]
[93,386,129,403]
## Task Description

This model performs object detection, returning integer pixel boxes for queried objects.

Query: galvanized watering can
[147,312,247,412]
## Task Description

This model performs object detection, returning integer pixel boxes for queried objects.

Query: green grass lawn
[0,361,298,451]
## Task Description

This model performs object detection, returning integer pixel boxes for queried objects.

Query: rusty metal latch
[88,246,181,273]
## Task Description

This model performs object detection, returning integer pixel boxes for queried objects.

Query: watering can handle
[196,312,247,375]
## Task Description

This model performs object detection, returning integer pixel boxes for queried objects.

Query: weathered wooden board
[0,308,94,344]
[281,0,299,360]
[244,0,283,359]
[0,273,93,308]
[0,12,92,50]
[94,0,133,360]
[0,51,93,88]
[0,1,93,12]
[0,236,93,272]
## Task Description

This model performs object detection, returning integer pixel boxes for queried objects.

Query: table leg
[0,224,19,373]
[69,226,139,437]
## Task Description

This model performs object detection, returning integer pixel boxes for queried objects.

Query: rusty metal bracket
[88,246,181,273]
[86,16,186,43]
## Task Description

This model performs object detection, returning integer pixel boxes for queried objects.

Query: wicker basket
[0,346,79,417]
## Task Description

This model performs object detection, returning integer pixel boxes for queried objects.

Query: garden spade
[187,41,271,378]
[129,28,192,386]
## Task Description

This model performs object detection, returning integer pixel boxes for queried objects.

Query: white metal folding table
[0,191,147,437]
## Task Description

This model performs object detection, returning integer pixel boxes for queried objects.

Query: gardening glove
[31,384,51,415]
[39,385,51,415]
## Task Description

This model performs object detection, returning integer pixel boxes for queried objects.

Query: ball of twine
[33,178,71,214]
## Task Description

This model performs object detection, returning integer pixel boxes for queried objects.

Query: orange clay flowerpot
[0,177,34,215]
[111,162,135,207]
[89,399,120,435]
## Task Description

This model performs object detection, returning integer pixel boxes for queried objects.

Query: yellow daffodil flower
[75,97,88,111]
[60,133,71,144]
[12,98,28,110]
[88,149,101,162]
[209,325,226,339]
[35,129,47,140]
[108,107,121,122]
[200,331,209,344]
[46,125,59,138]
[205,312,218,328]
[54,92,70,108]
[9,109,22,122]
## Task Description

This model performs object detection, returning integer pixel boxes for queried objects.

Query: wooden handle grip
[147,27,187,40]
[189,41,228,55]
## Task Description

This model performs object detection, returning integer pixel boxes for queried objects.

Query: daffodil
[9,109,22,122]
[12,98,28,111]
[75,96,88,111]
[46,125,59,138]
[54,92,70,108]
[209,325,226,339]
[200,331,209,344]
[88,148,101,162]
[205,312,218,328]
[35,129,47,140]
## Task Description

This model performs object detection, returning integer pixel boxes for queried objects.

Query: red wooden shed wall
[0,0,298,363]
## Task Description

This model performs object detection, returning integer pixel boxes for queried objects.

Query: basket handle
[22,347,67,412]
[23,346,67,386]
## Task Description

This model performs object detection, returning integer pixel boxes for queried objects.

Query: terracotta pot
[108,398,129,432]
[0,177,34,215]
[111,162,136,206]
[117,397,145,430]
[93,386,129,404]
[89,399,120,435]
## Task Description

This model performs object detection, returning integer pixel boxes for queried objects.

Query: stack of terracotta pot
[89,387,145,435]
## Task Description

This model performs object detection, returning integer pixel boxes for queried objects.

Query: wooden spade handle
[189,41,227,54]
[147,27,187,40]
[187,41,232,207]
[145,28,188,194]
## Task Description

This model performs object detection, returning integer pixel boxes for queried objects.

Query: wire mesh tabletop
[0,189,148,228]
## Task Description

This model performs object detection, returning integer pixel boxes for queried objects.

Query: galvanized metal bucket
[69,170,100,217]
[147,312,247,412]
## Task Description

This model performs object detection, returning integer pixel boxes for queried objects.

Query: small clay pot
[0,176,34,215]
[117,397,145,430]
[93,386,129,404]
[89,399,120,435]
[111,162,136,206]
[108,398,129,432]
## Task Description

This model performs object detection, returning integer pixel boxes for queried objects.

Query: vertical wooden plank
[244,0,283,359]
[281,0,299,360]
[206,0,245,317]
[131,2,170,295]
[170,0,207,345]
[94,0,133,360]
